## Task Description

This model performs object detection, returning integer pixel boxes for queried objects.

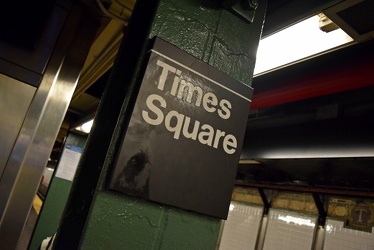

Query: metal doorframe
[0,4,99,249]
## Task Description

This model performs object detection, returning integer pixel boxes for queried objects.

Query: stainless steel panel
[0,4,99,250]
[0,59,42,87]
[0,74,36,178]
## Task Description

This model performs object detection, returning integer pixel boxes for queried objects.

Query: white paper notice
[55,144,83,181]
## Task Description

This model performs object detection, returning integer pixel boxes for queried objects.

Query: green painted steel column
[29,133,87,250]
[55,0,267,249]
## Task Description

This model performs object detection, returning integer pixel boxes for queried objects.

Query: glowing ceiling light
[81,119,94,133]
[74,119,94,134]
[254,14,353,76]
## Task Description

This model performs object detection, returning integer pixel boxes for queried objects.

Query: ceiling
[58,0,374,194]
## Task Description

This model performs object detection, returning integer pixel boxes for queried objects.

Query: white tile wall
[324,219,374,250]
[219,202,263,250]
[262,209,317,250]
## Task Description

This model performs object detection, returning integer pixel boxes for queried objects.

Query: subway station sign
[110,37,252,219]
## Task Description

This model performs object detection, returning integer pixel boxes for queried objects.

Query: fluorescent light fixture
[74,119,94,134]
[254,14,354,76]
[239,159,261,164]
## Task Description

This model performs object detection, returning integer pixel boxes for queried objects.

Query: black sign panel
[109,37,252,219]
